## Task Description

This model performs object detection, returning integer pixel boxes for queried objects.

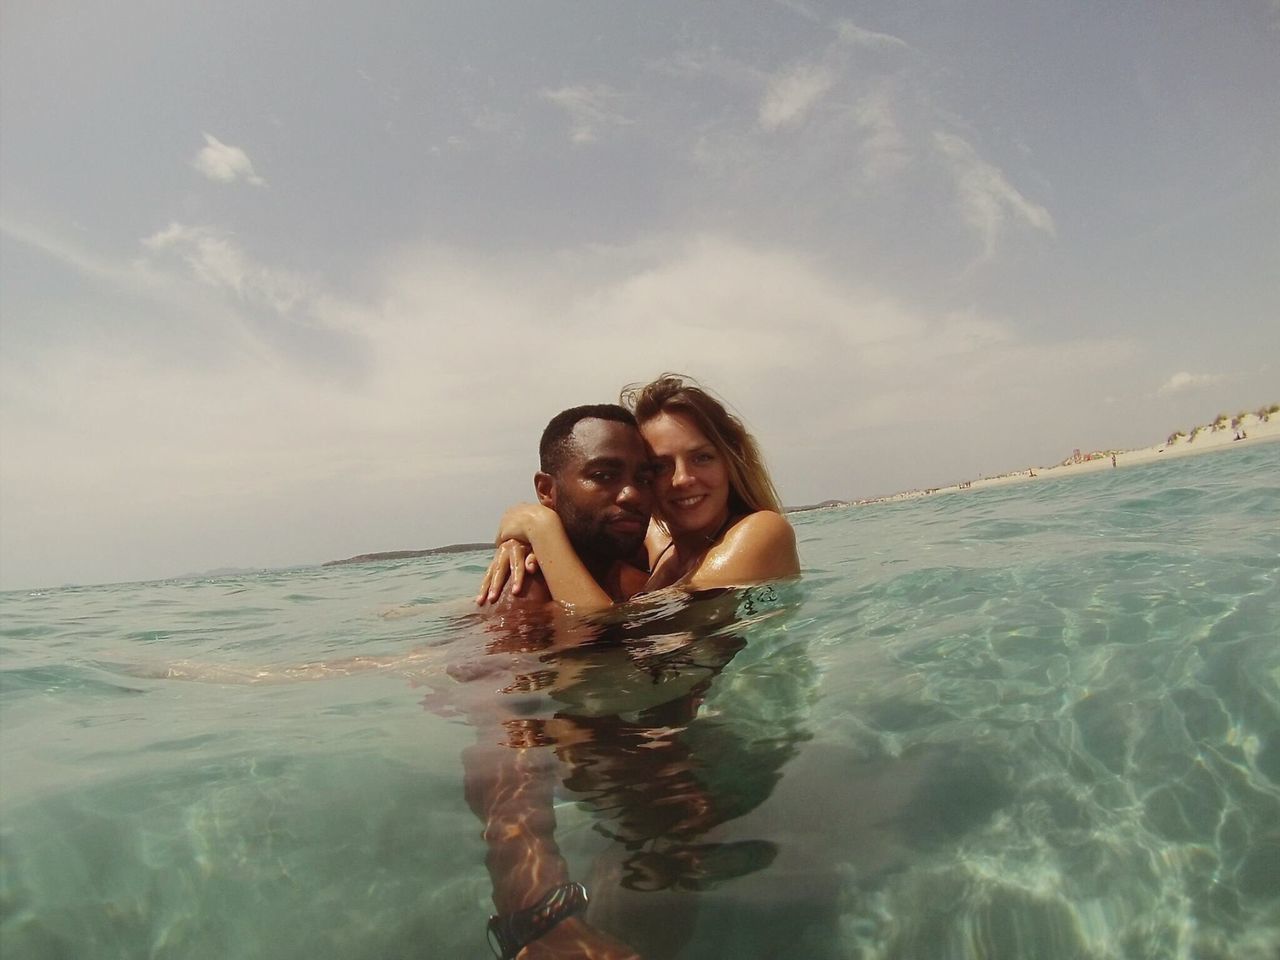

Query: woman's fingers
[476,553,505,605]
[508,545,526,595]
[477,540,532,604]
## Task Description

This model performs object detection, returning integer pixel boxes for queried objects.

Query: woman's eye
[695,452,715,464]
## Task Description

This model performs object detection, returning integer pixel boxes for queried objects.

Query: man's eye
[591,472,617,483]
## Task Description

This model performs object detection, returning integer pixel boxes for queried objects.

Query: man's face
[538,418,654,563]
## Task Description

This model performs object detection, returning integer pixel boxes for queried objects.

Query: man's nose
[617,481,647,506]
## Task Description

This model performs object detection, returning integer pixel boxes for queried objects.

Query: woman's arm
[494,503,615,612]
[684,511,800,590]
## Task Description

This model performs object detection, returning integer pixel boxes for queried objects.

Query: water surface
[2,443,1278,958]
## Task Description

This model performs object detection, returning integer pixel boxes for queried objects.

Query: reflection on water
[444,586,810,957]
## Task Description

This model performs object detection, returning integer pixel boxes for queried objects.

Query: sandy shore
[862,406,1280,505]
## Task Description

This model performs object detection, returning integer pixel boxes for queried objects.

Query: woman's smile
[641,411,731,537]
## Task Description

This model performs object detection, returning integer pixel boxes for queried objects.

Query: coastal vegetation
[1172,405,1277,448]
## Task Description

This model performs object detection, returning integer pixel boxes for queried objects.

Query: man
[464,404,655,959]
[466,404,774,958]
[477,403,655,608]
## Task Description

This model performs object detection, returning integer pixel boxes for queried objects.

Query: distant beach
[855,403,1280,507]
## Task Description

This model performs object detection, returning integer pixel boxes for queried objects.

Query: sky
[1,0,1277,590]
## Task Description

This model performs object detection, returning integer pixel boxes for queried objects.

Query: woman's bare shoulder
[731,510,793,536]
[694,510,799,585]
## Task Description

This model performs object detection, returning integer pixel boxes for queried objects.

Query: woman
[480,374,799,612]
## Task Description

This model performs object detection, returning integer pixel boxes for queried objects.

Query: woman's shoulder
[694,510,799,585]
[722,510,795,546]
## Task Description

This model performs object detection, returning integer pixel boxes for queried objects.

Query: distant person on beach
[479,374,800,611]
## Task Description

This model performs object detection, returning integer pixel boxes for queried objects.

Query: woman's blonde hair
[620,373,783,515]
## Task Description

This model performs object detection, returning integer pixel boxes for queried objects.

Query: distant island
[323,505,853,568]
[784,499,851,514]
[322,543,493,567]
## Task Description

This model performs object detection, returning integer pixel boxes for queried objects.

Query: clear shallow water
[2,443,1278,960]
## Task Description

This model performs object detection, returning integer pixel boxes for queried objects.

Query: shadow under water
[435,583,1017,959]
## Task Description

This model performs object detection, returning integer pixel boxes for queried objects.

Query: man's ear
[534,472,556,508]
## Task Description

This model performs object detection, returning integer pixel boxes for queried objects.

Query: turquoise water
[2,443,1278,959]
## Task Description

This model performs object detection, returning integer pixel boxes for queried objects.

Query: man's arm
[495,504,615,612]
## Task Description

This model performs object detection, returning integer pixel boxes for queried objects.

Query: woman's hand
[475,539,540,606]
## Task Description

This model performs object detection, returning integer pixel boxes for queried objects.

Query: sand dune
[864,405,1280,504]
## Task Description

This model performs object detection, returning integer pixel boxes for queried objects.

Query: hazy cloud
[1157,371,1223,396]
[142,223,308,315]
[853,87,911,182]
[758,64,836,130]
[934,131,1055,257]
[836,19,911,51]
[192,133,265,186]
[541,85,631,143]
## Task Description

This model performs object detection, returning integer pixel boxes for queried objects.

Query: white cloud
[1157,371,1223,396]
[836,19,911,51]
[2,227,1134,588]
[933,131,1055,258]
[758,64,835,131]
[541,85,631,143]
[853,87,911,182]
[142,223,307,315]
[192,133,265,186]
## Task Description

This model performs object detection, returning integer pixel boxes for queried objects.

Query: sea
[2,441,1278,960]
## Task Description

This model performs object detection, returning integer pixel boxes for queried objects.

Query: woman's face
[640,410,731,536]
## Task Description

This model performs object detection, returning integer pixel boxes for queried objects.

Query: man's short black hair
[539,404,637,474]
